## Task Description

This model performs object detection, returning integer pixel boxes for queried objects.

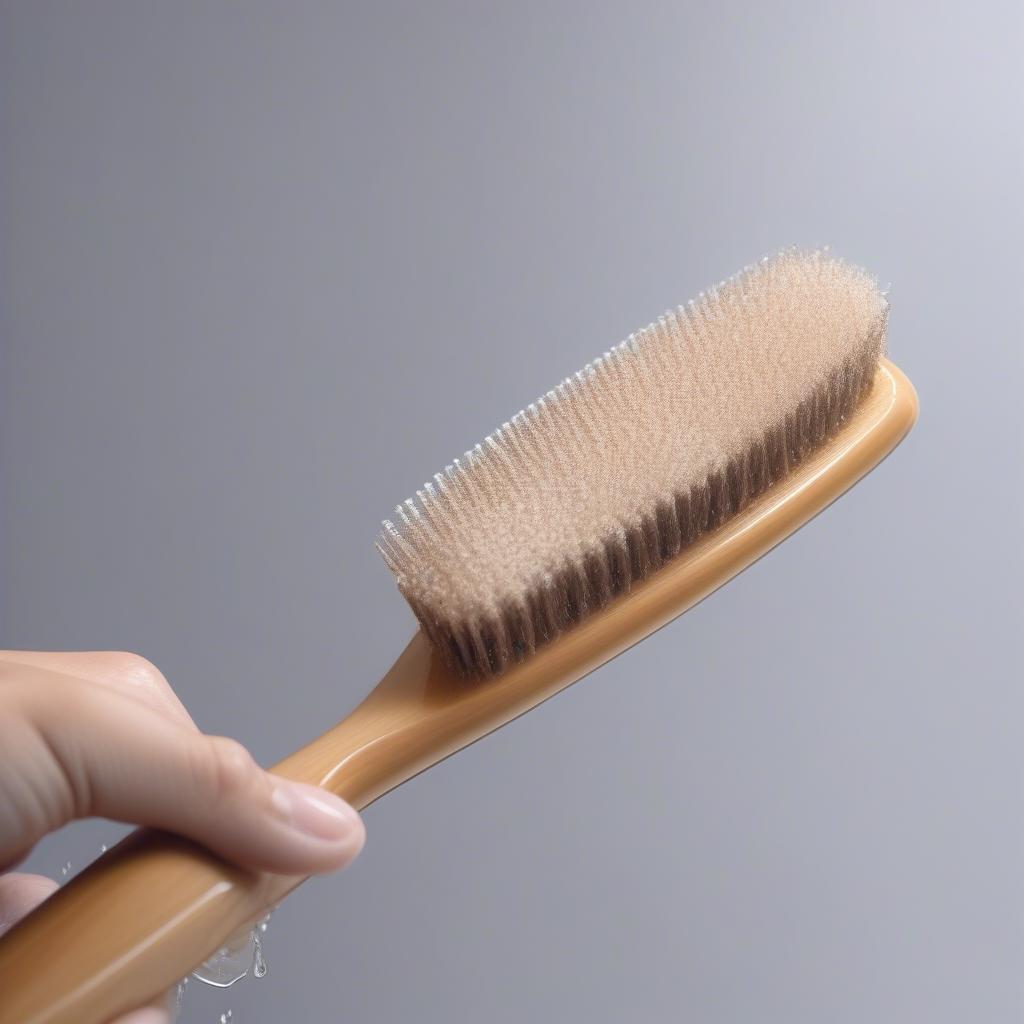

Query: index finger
[0,651,196,729]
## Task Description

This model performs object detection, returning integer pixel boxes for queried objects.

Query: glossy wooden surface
[0,360,917,1024]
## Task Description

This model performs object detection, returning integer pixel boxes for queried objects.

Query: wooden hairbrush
[0,249,917,1024]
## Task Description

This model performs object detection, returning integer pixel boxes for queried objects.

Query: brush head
[379,248,888,677]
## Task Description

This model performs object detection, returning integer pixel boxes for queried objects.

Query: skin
[0,651,366,1023]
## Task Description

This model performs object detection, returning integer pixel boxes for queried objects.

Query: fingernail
[271,781,361,841]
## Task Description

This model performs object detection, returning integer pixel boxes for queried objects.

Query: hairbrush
[0,248,917,1024]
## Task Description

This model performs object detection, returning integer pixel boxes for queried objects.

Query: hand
[0,650,366,1023]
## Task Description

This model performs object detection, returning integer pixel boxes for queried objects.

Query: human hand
[0,650,365,1023]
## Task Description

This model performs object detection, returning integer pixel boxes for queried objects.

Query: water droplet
[59,861,72,882]
[99,843,108,854]
[193,914,272,989]
[175,977,188,1015]
[252,929,267,979]
[218,1012,233,1023]
[192,941,250,988]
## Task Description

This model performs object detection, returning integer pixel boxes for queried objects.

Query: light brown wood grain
[0,360,917,1024]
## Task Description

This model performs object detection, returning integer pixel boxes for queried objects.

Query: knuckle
[203,736,259,800]
[102,651,167,688]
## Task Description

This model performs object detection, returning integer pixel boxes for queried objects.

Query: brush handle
[0,830,300,1024]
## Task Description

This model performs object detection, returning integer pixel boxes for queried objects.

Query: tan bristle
[378,248,888,677]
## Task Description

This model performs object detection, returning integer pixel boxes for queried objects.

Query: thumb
[5,676,364,875]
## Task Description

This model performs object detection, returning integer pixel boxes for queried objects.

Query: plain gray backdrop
[2,2,1022,1022]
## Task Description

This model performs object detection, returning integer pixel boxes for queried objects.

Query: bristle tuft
[378,249,887,677]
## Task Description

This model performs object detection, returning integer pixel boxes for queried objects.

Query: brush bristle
[378,248,888,677]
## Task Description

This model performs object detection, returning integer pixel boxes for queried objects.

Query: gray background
[2,2,1022,1022]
